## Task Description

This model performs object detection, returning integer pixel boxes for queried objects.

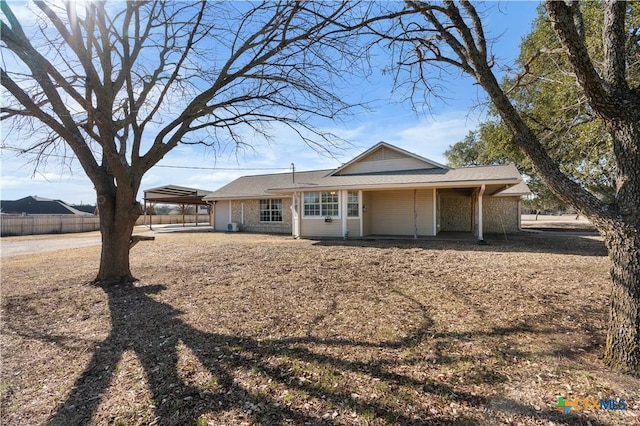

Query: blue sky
[1,1,540,205]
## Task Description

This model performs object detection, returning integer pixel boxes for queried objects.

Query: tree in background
[444,131,489,167]
[444,130,568,215]
[446,128,574,214]
[369,1,640,372]
[1,1,366,285]
[443,3,638,216]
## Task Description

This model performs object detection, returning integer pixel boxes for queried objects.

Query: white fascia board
[203,194,284,201]
[265,179,520,193]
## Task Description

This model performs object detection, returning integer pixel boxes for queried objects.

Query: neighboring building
[0,196,95,215]
[203,142,531,240]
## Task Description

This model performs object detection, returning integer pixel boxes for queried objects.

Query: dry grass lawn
[1,231,638,425]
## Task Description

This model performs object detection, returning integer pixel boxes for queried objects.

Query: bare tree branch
[1,0,374,283]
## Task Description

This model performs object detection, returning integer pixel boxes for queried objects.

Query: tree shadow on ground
[311,232,608,257]
[32,282,612,426]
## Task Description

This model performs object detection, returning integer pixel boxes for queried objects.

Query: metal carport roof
[143,185,213,205]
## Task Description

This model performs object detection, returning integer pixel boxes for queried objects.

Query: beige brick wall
[440,194,520,233]
[229,198,292,234]
[483,197,520,233]
[440,195,472,232]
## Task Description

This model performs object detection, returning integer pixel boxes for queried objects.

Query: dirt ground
[521,214,597,233]
[1,231,638,425]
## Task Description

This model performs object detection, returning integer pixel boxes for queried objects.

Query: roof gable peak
[330,142,448,176]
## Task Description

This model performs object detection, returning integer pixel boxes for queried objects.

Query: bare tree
[367,0,640,372]
[1,1,366,285]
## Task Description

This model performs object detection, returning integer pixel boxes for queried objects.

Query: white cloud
[394,114,481,164]
[335,110,482,165]
[1,161,96,204]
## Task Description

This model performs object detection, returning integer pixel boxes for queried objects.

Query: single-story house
[203,142,531,240]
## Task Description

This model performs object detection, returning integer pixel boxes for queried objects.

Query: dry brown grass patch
[1,232,638,425]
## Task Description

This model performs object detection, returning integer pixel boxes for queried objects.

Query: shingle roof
[268,164,523,191]
[493,181,532,196]
[71,204,98,214]
[204,164,527,200]
[204,170,331,200]
[0,196,95,215]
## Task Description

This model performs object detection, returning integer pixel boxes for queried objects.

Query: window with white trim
[303,191,339,217]
[347,191,359,217]
[260,199,282,222]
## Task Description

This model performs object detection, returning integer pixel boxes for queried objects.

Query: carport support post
[149,201,155,231]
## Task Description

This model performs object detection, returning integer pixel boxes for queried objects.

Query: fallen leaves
[1,232,637,425]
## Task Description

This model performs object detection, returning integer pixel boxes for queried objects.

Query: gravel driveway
[1,233,104,257]
[0,225,210,257]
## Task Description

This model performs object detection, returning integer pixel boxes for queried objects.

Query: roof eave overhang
[203,194,283,201]
[265,179,521,194]
[493,191,533,197]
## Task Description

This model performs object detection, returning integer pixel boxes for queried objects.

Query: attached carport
[143,185,213,230]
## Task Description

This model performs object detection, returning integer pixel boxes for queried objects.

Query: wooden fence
[1,215,101,236]
[1,214,209,236]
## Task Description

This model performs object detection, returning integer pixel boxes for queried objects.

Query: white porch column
[359,190,363,238]
[291,192,300,238]
[478,184,485,241]
[341,190,348,239]
[432,188,437,236]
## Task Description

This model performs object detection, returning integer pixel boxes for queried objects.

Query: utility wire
[156,165,290,171]
[1,147,292,171]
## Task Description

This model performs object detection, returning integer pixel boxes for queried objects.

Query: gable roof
[203,142,530,200]
[330,141,448,176]
[266,163,523,194]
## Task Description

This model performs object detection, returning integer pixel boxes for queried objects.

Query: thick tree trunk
[602,117,640,373]
[95,189,142,286]
[603,224,640,373]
